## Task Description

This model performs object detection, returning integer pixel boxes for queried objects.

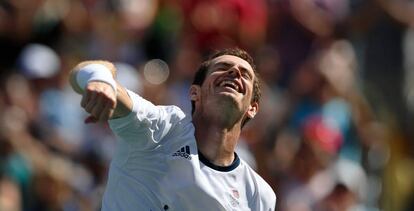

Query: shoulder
[109,90,190,137]
[127,89,187,121]
[162,105,187,120]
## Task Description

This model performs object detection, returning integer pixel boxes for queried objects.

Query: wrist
[76,63,117,95]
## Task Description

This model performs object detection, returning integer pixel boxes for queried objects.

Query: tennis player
[69,48,276,210]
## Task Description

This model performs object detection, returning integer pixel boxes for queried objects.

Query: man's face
[194,55,258,119]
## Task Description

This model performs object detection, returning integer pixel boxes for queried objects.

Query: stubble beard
[209,93,244,127]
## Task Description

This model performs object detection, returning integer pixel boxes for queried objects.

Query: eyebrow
[213,61,253,78]
[213,61,233,69]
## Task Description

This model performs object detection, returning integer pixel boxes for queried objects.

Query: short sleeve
[108,89,186,151]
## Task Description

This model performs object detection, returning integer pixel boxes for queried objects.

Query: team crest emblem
[227,189,240,208]
[232,189,239,199]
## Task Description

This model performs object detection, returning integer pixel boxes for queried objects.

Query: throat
[193,123,240,167]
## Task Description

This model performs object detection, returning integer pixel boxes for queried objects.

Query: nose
[228,66,242,78]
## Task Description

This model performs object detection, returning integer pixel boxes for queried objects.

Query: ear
[189,85,201,102]
[246,102,259,119]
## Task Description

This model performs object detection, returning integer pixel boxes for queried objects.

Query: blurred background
[0,0,414,210]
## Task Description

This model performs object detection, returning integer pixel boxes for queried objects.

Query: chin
[217,91,237,101]
[216,93,242,110]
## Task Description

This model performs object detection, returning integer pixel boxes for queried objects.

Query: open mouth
[218,80,243,93]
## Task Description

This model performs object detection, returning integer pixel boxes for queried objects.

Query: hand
[81,81,117,123]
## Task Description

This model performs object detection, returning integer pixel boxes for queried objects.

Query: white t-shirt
[103,90,276,211]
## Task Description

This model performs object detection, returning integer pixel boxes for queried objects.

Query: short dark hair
[191,48,261,125]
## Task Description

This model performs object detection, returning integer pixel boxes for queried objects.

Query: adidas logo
[172,145,192,160]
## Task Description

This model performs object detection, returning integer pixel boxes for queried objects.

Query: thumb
[84,115,98,124]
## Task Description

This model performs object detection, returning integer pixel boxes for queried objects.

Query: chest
[161,151,254,210]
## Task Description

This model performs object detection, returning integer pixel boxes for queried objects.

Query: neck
[193,114,242,167]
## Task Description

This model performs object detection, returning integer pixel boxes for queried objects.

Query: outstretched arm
[69,60,133,123]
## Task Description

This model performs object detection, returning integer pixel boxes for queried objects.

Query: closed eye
[212,61,254,80]
[237,67,252,80]
[213,62,233,71]
[241,69,252,80]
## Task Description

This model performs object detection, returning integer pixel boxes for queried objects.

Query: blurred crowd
[1,0,414,210]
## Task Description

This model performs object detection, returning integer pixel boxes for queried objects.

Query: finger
[84,92,99,113]
[98,103,114,121]
[81,90,92,108]
[103,86,117,109]
[101,88,116,109]
[84,115,98,124]
[90,94,106,118]
[108,92,117,109]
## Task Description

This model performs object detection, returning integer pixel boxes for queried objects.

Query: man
[69,48,276,210]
